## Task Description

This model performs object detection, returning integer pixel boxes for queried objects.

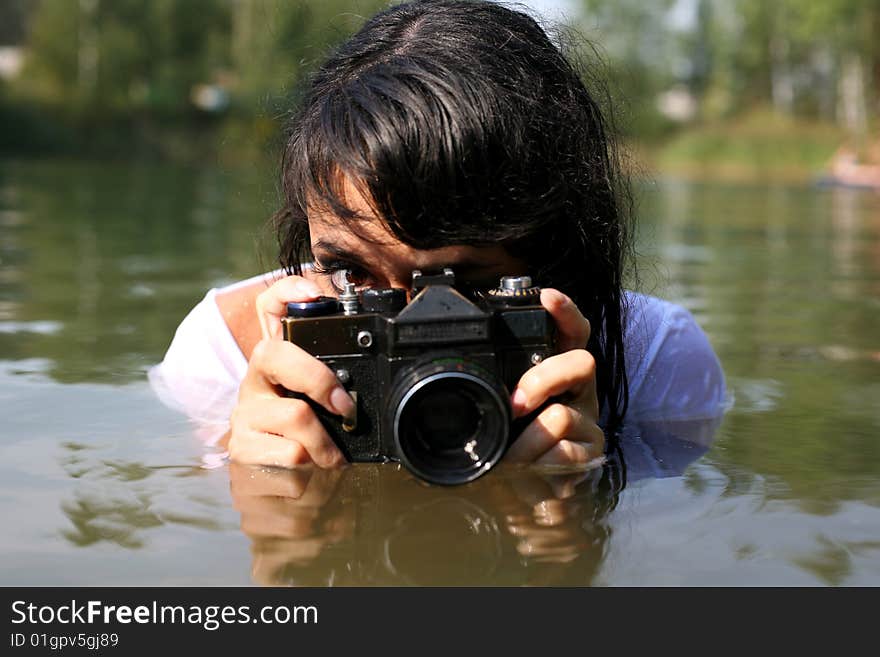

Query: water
[1,159,878,586]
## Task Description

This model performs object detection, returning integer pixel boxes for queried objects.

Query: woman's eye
[323,266,371,293]
[329,268,350,291]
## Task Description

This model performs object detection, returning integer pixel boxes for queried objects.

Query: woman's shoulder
[148,271,281,423]
[214,272,280,361]
[621,291,728,421]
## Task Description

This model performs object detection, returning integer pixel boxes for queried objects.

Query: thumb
[540,288,591,352]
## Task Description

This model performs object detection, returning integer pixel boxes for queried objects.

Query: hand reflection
[228,408,724,585]
[229,461,621,586]
[229,462,353,585]
[503,470,605,564]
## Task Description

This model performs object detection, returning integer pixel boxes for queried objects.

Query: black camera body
[281,269,555,485]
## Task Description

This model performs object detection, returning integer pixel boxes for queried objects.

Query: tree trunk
[837,54,867,138]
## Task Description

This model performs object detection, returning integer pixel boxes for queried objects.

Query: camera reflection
[230,460,622,586]
[230,416,722,586]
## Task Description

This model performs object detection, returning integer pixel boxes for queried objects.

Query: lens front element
[389,362,511,485]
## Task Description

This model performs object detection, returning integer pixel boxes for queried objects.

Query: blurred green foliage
[22,0,230,116]
[581,0,879,129]
[0,0,387,159]
[577,0,879,176]
[0,0,878,170]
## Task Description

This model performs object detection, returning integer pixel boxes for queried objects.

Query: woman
[150,0,726,469]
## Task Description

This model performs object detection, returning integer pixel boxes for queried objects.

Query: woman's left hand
[503,288,605,466]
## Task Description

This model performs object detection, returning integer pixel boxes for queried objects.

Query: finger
[540,288,590,353]
[535,440,606,466]
[240,395,346,468]
[256,276,322,340]
[244,338,356,422]
[511,349,597,419]
[228,426,312,469]
[530,498,570,525]
[504,403,604,463]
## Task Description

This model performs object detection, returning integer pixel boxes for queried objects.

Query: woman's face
[306,177,526,297]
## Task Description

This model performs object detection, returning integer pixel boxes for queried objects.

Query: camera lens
[387,361,511,485]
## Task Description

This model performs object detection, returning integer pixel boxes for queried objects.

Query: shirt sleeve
[623,293,728,422]
[147,288,248,427]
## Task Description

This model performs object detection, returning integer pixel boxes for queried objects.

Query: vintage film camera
[281,269,556,485]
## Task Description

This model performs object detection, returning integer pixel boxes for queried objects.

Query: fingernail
[511,388,528,416]
[330,386,355,418]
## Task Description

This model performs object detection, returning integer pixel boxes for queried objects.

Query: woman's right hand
[228,275,353,469]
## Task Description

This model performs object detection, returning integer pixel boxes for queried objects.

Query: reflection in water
[231,464,618,586]
[61,484,231,549]
[3,161,880,584]
[0,160,274,384]
[232,417,718,586]
[57,440,229,550]
[62,494,165,549]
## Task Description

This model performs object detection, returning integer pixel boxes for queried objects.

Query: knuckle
[545,403,573,435]
[227,432,247,463]
[316,448,341,469]
[286,399,314,429]
[279,442,309,468]
[310,433,342,467]
[558,440,587,463]
[571,349,595,374]
[308,365,339,397]
[250,339,271,367]
[230,402,256,435]
[520,368,544,393]
[557,440,577,460]
[279,403,341,467]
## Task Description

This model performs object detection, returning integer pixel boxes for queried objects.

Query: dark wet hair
[275,0,631,431]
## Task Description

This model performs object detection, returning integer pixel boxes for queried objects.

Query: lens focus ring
[385,360,511,486]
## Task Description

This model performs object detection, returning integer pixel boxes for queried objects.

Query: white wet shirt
[148,273,728,435]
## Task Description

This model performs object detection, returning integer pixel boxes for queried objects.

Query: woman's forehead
[308,217,524,283]
[306,174,525,280]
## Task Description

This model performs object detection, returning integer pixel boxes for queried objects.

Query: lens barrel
[385,360,511,485]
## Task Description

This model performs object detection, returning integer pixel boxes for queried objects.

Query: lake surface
[1,159,878,586]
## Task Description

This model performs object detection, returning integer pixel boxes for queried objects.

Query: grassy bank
[0,96,282,164]
[2,99,851,184]
[636,110,846,183]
